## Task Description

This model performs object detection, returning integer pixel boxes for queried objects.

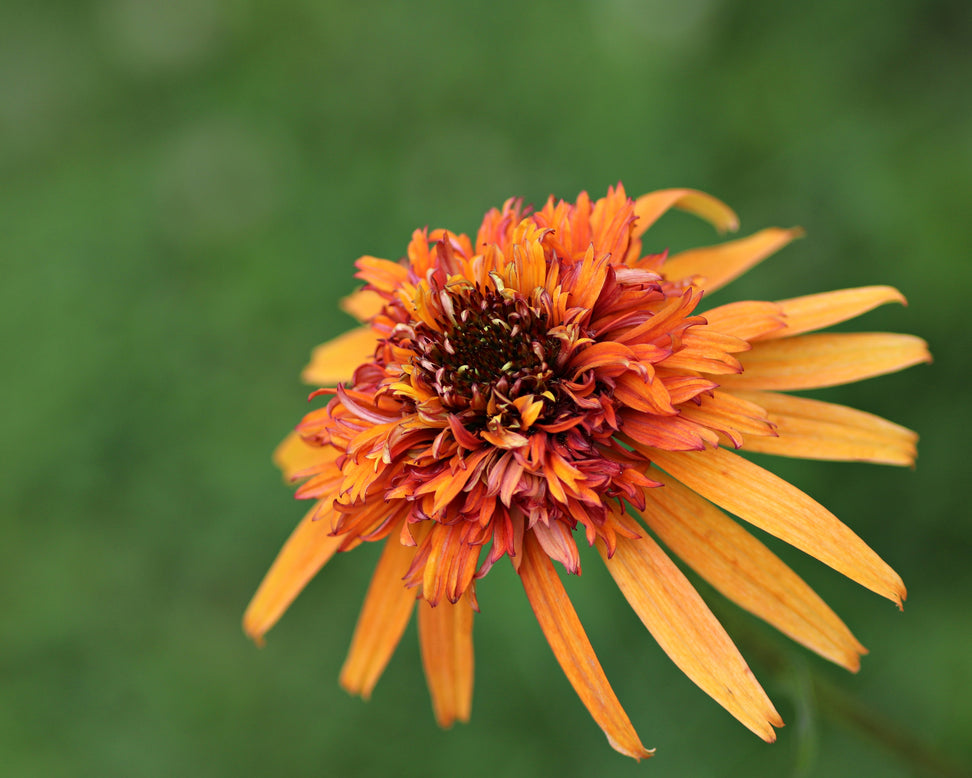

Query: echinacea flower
[244,185,929,758]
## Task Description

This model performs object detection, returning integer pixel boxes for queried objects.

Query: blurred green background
[3,0,970,776]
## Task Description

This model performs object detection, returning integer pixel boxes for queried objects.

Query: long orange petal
[518,532,653,760]
[717,333,931,391]
[339,534,418,699]
[756,286,907,340]
[597,535,783,741]
[417,590,475,728]
[243,502,343,644]
[301,326,377,386]
[633,189,739,237]
[273,430,338,481]
[734,390,918,465]
[663,228,804,293]
[339,288,386,322]
[649,447,906,606]
[641,471,866,671]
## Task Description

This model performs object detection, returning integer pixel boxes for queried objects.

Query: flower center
[411,285,562,418]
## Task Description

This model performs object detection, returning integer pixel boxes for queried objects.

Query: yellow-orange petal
[640,471,866,671]
[243,502,343,644]
[418,589,475,728]
[597,534,783,741]
[633,189,739,237]
[339,534,418,699]
[717,333,932,391]
[662,227,804,293]
[301,326,377,386]
[340,288,386,322]
[650,447,906,606]
[734,390,918,465]
[701,300,786,341]
[756,286,907,340]
[273,430,338,481]
[518,532,653,760]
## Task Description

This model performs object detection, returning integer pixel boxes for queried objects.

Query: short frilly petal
[518,532,653,760]
[243,502,343,644]
[598,534,783,741]
[301,326,377,386]
[662,228,804,293]
[734,390,918,465]
[632,189,739,237]
[418,589,475,728]
[640,471,867,671]
[339,533,419,699]
[650,447,906,606]
[717,333,932,391]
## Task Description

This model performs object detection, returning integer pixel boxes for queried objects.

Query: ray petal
[640,472,866,670]
[243,502,343,644]
[340,288,386,322]
[597,535,783,740]
[339,534,418,699]
[633,189,739,237]
[649,447,906,606]
[518,532,653,760]
[301,326,377,386]
[663,228,804,292]
[756,286,907,340]
[273,430,338,481]
[418,590,475,728]
[734,390,918,465]
[717,333,932,391]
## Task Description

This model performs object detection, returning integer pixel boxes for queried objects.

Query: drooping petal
[640,472,866,671]
[243,502,343,644]
[649,447,906,606]
[339,534,419,699]
[301,326,377,386]
[633,189,739,237]
[272,430,337,481]
[418,590,475,728]
[597,534,783,741]
[717,333,932,391]
[662,228,804,293]
[734,390,918,465]
[756,286,907,340]
[340,288,386,322]
[518,532,653,760]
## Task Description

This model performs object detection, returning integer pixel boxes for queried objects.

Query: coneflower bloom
[244,185,929,758]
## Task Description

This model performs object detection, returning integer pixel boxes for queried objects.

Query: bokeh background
[3,0,970,776]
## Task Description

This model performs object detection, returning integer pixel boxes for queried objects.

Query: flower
[244,185,930,758]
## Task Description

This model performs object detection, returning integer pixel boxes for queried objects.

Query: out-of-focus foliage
[2,1,970,776]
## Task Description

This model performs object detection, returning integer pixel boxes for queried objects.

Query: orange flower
[244,186,930,758]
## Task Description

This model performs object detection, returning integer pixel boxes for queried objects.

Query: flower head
[244,185,930,758]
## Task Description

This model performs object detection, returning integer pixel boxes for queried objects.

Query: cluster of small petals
[245,184,929,759]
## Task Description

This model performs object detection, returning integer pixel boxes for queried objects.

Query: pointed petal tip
[607,736,655,760]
